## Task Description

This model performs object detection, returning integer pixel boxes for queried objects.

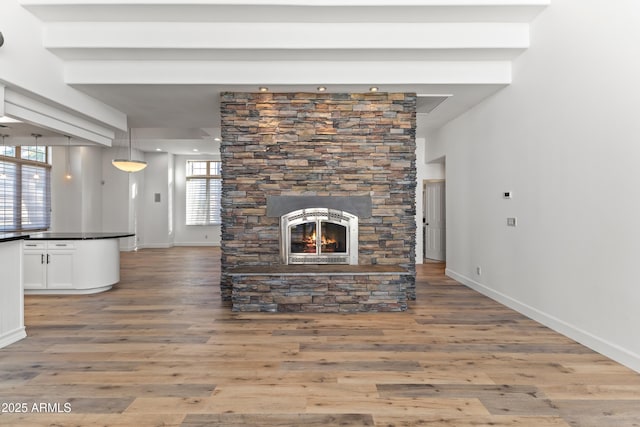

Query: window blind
[0,153,51,232]
[186,160,221,225]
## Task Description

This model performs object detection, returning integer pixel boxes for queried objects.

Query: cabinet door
[46,250,75,289]
[24,252,46,289]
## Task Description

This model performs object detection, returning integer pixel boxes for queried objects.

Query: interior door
[424,180,446,261]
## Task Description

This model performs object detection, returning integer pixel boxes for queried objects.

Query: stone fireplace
[220,92,416,312]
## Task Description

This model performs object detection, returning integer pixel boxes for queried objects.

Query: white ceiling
[5,0,549,155]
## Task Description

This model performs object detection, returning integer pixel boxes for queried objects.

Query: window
[0,146,51,232]
[186,160,221,226]
[0,146,15,157]
[20,145,47,163]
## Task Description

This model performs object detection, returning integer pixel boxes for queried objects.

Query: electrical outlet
[507,217,517,227]
[476,266,482,275]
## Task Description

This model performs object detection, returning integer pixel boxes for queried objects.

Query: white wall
[173,154,221,246]
[80,147,103,231]
[128,149,145,250]
[425,131,447,164]
[167,153,175,244]
[142,152,173,248]
[51,146,102,232]
[431,0,640,372]
[51,146,82,232]
[101,146,137,250]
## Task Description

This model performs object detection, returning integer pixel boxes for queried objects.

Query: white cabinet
[23,238,120,295]
[23,245,46,289]
[0,238,27,348]
[23,241,75,291]
[46,243,75,289]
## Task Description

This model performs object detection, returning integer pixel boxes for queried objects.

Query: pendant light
[65,135,72,180]
[31,133,41,180]
[112,129,147,173]
[0,134,8,179]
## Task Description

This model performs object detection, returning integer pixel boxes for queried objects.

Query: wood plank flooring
[1,247,639,426]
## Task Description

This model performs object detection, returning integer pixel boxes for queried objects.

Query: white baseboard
[445,268,640,374]
[119,242,220,251]
[0,327,26,349]
[173,242,220,247]
[137,243,173,249]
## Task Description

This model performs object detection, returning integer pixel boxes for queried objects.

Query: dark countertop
[0,233,30,244]
[25,232,135,241]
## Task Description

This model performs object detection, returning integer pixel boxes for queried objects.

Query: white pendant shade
[112,159,147,172]
[113,129,147,172]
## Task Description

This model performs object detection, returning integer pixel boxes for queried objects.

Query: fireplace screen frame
[281,208,358,265]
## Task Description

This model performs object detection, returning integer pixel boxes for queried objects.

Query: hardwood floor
[1,247,640,426]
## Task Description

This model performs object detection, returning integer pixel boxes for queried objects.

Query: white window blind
[0,147,51,232]
[186,160,221,225]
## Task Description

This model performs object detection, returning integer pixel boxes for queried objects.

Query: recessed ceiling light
[156,148,162,151]
[259,87,269,92]
[369,87,379,93]
[213,137,221,142]
[317,86,327,92]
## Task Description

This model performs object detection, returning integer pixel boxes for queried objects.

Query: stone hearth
[227,265,411,313]
[220,92,416,312]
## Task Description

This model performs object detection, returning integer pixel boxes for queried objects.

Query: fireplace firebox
[281,208,358,265]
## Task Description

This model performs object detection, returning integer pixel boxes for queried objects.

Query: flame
[303,230,336,252]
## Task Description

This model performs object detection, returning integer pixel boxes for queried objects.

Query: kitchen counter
[0,233,30,243]
[23,232,133,295]
[26,232,134,240]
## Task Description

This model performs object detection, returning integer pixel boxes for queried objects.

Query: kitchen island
[0,233,29,348]
[23,232,134,295]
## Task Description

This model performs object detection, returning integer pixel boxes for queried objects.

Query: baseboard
[445,268,640,373]
[120,242,220,251]
[173,242,221,247]
[0,327,26,349]
[137,243,174,249]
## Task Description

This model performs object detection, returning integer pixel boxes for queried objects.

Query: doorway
[423,180,446,262]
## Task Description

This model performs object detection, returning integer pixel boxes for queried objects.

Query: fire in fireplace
[290,221,347,254]
[281,208,358,265]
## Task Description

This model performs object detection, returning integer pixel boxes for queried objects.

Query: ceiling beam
[64,60,512,86]
[4,88,116,145]
[43,22,529,50]
[19,0,550,23]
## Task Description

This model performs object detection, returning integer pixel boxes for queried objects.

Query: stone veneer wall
[230,273,410,313]
[220,92,417,311]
